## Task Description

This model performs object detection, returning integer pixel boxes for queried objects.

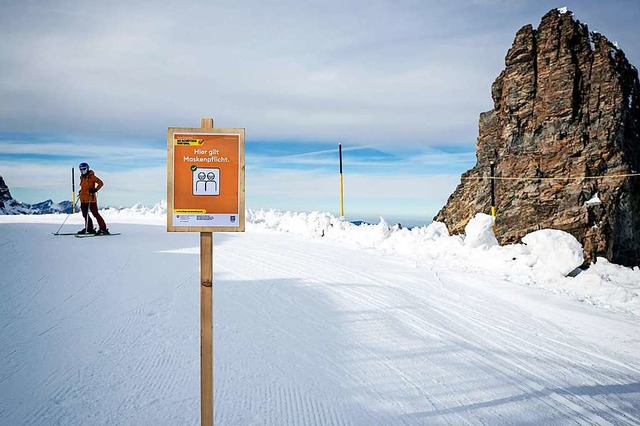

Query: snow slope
[1,209,639,425]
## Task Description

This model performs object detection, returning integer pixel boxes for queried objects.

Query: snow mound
[571,257,640,310]
[464,213,498,249]
[522,229,584,276]
[422,221,449,240]
[246,209,340,238]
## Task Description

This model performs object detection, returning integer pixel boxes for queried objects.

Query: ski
[54,232,121,237]
[75,233,121,238]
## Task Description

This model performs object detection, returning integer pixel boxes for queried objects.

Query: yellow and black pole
[339,143,345,218]
[490,160,496,232]
[71,167,76,214]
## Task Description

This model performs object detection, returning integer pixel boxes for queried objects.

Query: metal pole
[339,143,344,218]
[490,160,496,233]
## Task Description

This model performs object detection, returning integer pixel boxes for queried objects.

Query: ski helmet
[79,162,89,175]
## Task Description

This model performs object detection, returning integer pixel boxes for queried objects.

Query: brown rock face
[434,9,640,267]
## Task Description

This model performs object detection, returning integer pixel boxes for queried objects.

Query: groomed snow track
[1,223,639,425]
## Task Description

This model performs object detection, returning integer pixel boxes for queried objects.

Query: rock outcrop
[0,174,24,213]
[434,8,640,267]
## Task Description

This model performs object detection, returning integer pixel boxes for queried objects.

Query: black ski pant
[80,202,107,231]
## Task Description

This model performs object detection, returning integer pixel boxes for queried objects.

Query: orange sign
[167,128,245,232]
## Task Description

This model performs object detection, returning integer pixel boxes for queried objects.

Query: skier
[77,162,110,235]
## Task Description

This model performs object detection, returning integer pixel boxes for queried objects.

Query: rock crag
[434,8,640,267]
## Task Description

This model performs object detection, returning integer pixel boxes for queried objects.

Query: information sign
[167,127,245,232]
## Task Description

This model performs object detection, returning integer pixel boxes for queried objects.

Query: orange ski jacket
[79,170,104,203]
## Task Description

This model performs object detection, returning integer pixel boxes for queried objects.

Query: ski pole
[84,196,90,232]
[54,194,80,235]
[85,191,98,232]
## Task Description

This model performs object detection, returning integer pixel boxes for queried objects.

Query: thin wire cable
[462,172,640,181]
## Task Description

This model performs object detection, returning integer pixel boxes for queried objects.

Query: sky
[2,0,640,225]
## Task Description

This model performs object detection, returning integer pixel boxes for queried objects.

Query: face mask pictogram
[192,168,220,195]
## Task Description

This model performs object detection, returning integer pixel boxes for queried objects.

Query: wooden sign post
[167,118,245,426]
[200,227,213,426]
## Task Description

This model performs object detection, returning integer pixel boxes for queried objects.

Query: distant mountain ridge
[0,174,73,214]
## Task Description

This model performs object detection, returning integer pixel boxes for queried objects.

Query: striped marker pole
[72,167,76,214]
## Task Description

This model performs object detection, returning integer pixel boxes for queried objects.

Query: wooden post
[200,231,213,426]
[168,116,244,426]
[200,117,214,426]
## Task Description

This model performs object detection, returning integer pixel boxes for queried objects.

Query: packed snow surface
[1,205,639,425]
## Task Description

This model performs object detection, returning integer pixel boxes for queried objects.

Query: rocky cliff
[434,8,640,267]
[0,174,72,214]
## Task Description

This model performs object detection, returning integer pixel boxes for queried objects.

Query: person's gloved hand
[89,188,97,194]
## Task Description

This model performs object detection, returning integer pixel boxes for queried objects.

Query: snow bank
[246,209,339,238]
[2,205,638,316]
[245,209,638,316]
[522,229,584,276]
[572,257,640,308]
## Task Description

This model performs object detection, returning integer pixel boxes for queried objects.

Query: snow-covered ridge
[0,198,73,215]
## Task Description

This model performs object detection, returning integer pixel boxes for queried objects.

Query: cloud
[0,141,164,161]
[97,166,167,207]
[0,159,166,206]
[0,0,516,145]
[248,143,476,173]
[246,165,463,220]
[3,0,640,148]
[0,161,71,192]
